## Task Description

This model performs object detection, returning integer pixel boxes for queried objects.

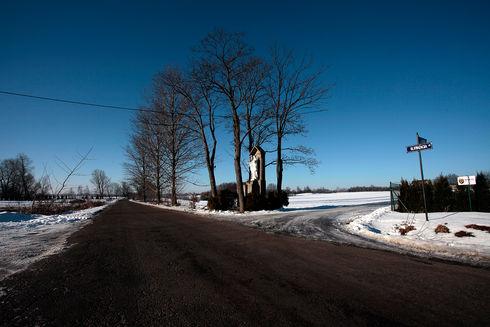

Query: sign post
[406,133,432,221]
[457,176,476,211]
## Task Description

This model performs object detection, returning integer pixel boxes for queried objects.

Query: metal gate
[389,182,400,211]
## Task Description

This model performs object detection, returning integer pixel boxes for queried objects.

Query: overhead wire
[0,90,327,116]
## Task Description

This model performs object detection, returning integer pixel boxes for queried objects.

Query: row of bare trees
[0,153,93,202]
[1,152,129,201]
[125,29,328,212]
[90,169,112,198]
[0,154,36,200]
[125,70,202,205]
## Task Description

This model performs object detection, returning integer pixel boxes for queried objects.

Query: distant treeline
[396,172,490,213]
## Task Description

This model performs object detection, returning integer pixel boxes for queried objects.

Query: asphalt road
[1,200,489,326]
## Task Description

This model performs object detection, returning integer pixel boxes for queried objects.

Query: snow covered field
[345,207,490,265]
[284,192,390,209]
[0,202,115,280]
[141,191,391,214]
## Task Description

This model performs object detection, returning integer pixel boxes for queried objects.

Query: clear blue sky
[1,0,489,192]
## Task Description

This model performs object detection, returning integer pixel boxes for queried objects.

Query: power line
[0,90,147,113]
[0,90,326,116]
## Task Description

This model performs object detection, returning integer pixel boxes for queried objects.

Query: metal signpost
[457,175,476,211]
[406,133,433,221]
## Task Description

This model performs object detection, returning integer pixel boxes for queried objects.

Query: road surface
[1,200,489,326]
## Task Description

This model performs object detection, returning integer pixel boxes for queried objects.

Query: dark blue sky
[1,0,489,191]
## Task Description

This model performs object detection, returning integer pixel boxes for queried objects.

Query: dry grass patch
[398,225,416,235]
[465,224,490,233]
[25,200,105,215]
[434,224,450,234]
[454,230,474,238]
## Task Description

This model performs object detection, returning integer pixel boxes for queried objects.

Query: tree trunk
[210,136,218,198]
[156,166,161,204]
[246,113,253,181]
[171,150,178,206]
[276,134,283,194]
[171,169,177,206]
[206,153,217,199]
[208,165,217,198]
[201,129,217,198]
[233,112,245,213]
[142,157,148,202]
[204,145,217,199]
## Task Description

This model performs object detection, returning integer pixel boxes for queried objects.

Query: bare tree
[52,149,92,199]
[40,148,93,210]
[90,169,111,198]
[83,186,90,198]
[266,46,328,193]
[125,129,150,202]
[109,182,122,197]
[241,57,273,179]
[147,72,182,204]
[77,185,84,197]
[67,187,75,199]
[0,154,36,200]
[165,65,220,199]
[242,58,271,149]
[0,158,20,199]
[126,68,202,205]
[154,68,202,206]
[125,94,174,204]
[17,154,35,200]
[194,29,261,212]
[121,181,132,198]
[35,175,52,199]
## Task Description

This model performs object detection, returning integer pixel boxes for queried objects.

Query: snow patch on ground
[345,207,490,265]
[0,201,115,280]
[0,205,109,228]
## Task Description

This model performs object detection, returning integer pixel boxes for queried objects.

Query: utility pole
[416,133,429,221]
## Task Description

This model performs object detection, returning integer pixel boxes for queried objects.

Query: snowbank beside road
[0,201,115,280]
[345,207,490,265]
[0,205,109,228]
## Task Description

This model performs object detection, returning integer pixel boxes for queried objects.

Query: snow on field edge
[0,200,117,280]
[345,207,490,265]
[0,204,110,229]
[132,191,391,216]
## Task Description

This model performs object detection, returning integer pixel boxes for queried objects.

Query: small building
[244,145,266,196]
